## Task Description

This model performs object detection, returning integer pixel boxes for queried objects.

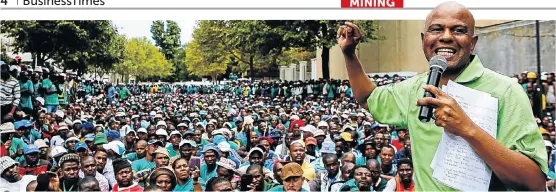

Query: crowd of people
[0,58,554,192]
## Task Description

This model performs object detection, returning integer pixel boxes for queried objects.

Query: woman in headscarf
[148,167,177,191]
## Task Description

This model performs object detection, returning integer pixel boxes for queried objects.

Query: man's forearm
[463,125,546,190]
[344,54,376,109]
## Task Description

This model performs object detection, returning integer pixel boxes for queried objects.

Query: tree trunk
[249,56,254,80]
[321,46,330,79]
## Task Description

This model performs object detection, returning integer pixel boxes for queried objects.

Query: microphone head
[429,55,448,71]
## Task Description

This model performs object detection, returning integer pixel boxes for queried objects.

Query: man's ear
[470,35,479,53]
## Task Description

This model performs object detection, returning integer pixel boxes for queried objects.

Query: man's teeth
[436,48,455,57]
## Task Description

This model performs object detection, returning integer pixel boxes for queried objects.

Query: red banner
[341,0,404,8]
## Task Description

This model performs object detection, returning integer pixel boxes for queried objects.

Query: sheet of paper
[430,80,498,191]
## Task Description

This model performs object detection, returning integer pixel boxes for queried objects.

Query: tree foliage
[114,37,174,80]
[185,21,229,81]
[0,21,123,74]
[150,20,181,60]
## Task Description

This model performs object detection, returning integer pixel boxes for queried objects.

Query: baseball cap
[14,120,33,130]
[217,142,231,152]
[34,139,48,149]
[94,133,108,145]
[201,144,221,155]
[0,123,15,134]
[148,140,164,147]
[50,146,68,158]
[320,140,336,154]
[169,130,182,138]
[340,125,355,132]
[179,140,197,148]
[0,157,18,175]
[137,128,148,134]
[74,142,88,151]
[317,121,329,128]
[183,130,195,136]
[152,148,170,158]
[65,137,80,145]
[107,130,121,140]
[340,132,353,142]
[156,129,168,137]
[281,162,304,180]
[84,133,95,142]
[305,137,317,146]
[313,130,325,137]
[247,147,264,157]
[24,144,40,155]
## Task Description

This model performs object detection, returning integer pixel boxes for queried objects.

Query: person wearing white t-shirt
[0,156,37,192]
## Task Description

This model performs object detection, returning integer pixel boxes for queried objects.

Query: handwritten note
[430,80,498,192]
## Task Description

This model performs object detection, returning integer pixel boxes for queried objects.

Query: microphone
[418,55,448,123]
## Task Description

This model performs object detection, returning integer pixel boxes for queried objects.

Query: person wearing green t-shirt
[337,3,547,190]
[119,86,131,101]
[41,71,60,113]
[18,72,34,111]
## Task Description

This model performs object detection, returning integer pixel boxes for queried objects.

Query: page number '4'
[0,0,7,5]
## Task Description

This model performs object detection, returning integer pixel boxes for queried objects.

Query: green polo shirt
[367,55,548,191]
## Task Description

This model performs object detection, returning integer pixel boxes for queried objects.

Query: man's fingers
[416,97,442,107]
[423,85,445,98]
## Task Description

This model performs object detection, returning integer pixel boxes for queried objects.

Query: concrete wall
[474,20,556,76]
[319,20,518,80]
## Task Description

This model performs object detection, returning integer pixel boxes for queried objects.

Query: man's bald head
[81,156,95,164]
[366,159,380,169]
[425,1,475,34]
[421,1,478,74]
[342,152,356,164]
[136,140,147,147]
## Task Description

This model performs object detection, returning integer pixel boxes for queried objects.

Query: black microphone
[418,55,448,123]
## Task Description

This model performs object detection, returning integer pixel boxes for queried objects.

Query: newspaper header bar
[1,0,556,9]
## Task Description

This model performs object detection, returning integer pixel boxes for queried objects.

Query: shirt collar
[454,55,485,84]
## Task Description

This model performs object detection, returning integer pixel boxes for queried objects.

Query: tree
[0,21,123,74]
[151,20,182,81]
[185,21,229,81]
[185,40,228,81]
[115,37,174,80]
[150,20,181,60]
[265,20,383,79]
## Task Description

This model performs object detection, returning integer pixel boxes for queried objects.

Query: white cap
[50,146,67,158]
[103,142,121,156]
[545,140,554,150]
[218,142,231,152]
[36,97,45,106]
[290,115,300,120]
[169,130,182,138]
[211,129,223,136]
[220,128,232,136]
[156,129,168,137]
[55,110,65,118]
[179,140,197,148]
[247,147,264,157]
[137,128,148,134]
[131,115,140,119]
[156,121,167,127]
[313,130,325,137]
[317,121,329,128]
[301,125,317,133]
[177,123,188,127]
[73,120,82,125]
[58,123,69,131]
[115,112,126,117]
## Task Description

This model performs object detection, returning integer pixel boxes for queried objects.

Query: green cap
[94,132,108,145]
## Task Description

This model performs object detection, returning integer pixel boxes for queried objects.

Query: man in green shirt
[41,70,59,113]
[338,2,547,191]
